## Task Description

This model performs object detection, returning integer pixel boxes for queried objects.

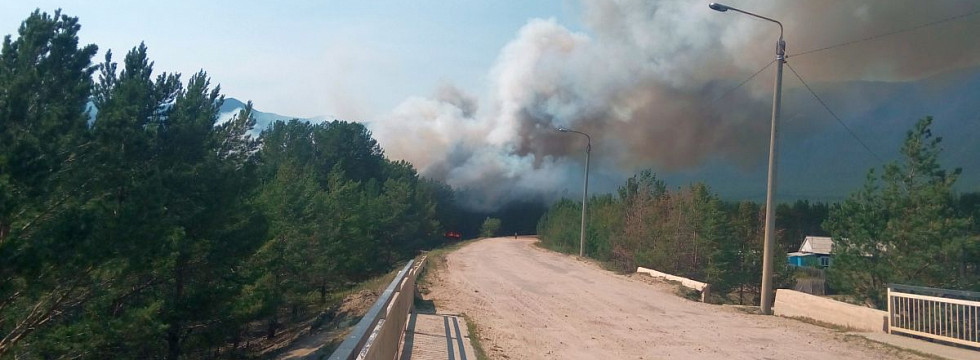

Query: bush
[480,217,502,237]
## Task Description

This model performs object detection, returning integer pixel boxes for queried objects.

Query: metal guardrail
[320,256,426,360]
[887,284,980,349]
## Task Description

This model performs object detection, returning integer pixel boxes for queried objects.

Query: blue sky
[1,1,582,119]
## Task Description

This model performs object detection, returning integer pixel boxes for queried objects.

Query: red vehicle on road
[444,231,462,241]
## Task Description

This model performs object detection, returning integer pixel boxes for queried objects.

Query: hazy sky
[1,1,582,119]
[5,1,980,208]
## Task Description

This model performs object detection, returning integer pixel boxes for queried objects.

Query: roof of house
[799,236,833,255]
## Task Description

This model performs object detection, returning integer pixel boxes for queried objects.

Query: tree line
[539,171,796,304]
[0,10,467,358]
[538,120,980,307]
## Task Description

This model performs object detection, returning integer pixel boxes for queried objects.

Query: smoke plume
[369,0,980,210]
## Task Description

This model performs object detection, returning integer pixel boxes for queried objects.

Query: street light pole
[557,128,591,257]
[709,2,785,315]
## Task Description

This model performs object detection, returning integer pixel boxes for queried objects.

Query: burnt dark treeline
[455,200,547,238]
[0,11,475,359]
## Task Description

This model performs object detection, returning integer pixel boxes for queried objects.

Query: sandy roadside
[424,237,931,360]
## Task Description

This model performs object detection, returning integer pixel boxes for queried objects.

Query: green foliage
[0,10,456,358]
[0,9,100,356]
[536,199,580,252]
[480,217,502,238]
[586,194,621,260]
[538,173,814,305]
[825,116,977,308]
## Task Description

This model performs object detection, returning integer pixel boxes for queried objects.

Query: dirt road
[426,237,927,360]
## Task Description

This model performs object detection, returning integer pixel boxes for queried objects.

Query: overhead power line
[711,60,775,105]
[785,63,884,163]
[790,8,980,58]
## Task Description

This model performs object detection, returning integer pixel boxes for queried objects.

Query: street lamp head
[556,127,569,132]
[708,3,730,12]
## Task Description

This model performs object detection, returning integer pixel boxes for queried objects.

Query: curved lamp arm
[709,3,784,56]
[556,127,591,152]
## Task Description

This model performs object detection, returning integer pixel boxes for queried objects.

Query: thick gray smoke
[369,0,980,210]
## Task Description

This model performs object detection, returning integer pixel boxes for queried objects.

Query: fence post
[886,286,892,334]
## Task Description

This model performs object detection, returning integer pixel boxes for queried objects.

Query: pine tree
[480,217,502,238]
[0,10,98,356]
[155,71,265,360]
[616,170,667,271]
[253,161,321,338]
[72,45,183,356]
[826,117,973,307]
[730,202,764,304]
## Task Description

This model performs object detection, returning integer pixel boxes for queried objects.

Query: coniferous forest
[0,10,473,358]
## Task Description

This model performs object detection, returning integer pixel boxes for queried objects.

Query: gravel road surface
[425,237,928,360]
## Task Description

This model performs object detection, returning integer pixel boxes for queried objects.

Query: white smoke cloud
[370,0,980,210]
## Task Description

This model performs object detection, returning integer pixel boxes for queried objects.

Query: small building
[787,236,833,269]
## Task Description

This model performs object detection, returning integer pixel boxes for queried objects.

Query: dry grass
[728,305,764,315]
[460,312,491,360]
[775,318,943,360]
[784,316,860,332]
[840,334,947,360]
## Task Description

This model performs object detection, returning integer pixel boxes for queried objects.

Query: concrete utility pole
[557,127,591,257]
[709,2,785,315]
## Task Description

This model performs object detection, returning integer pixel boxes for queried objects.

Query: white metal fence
[887,284,980,349]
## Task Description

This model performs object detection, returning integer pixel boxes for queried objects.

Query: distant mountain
[665,65,980,203]
[84,97,333,136]
[217,98,334,136]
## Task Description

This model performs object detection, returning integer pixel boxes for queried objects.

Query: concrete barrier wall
[773,289,887,333]
[636,266,710,302]
[363,275,414,359]
[356,256,427,360]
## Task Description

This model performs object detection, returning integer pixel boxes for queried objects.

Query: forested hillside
[0,11,461,358]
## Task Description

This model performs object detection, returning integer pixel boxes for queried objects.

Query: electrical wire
[790,8,980,58]
[710,60,775,105]
[785,63,884,163]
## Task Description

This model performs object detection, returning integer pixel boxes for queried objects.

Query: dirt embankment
[268,290,380,359]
